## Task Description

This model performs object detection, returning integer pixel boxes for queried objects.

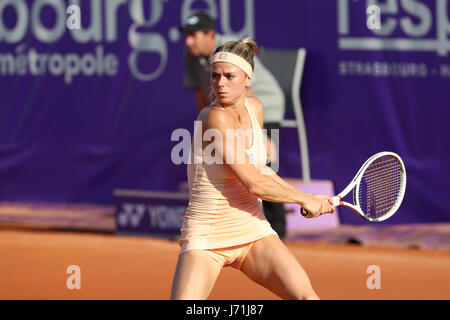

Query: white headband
[210,52,253,77]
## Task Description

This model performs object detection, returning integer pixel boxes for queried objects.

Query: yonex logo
[218,52,228,60]
[117,203,145,227]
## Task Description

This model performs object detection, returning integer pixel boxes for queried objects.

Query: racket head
[353,152,406,222]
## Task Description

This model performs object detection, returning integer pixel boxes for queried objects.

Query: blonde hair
[208,38,258,103]
[213,38,258,71]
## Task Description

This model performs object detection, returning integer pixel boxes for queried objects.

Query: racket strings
[358,155,404,219]
[363,159,402,217]
[364,164,402,216]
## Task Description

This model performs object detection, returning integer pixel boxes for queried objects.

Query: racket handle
[331,196,341,206]
[301,196,341,217]
[300,208,310,217]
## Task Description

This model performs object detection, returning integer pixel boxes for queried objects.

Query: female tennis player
[170,38,335,300]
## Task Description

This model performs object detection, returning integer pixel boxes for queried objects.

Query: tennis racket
[301,151,406,222]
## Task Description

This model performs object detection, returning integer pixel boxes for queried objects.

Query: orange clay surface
[0,229,449,300]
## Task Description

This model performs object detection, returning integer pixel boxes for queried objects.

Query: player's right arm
[202,107,333,217]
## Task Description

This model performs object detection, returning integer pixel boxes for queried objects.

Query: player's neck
[216,95,246,112]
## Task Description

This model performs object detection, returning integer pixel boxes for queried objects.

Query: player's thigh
[170,250,223,300]
[239,235,318,300]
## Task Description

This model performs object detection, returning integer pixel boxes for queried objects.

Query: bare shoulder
[199,104,235,130]
[246,96,264,127]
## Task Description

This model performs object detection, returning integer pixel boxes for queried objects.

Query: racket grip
[301,196,340,217]
[300,208,310,217]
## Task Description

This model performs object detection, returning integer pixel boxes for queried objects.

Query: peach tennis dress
[179,99,277,267]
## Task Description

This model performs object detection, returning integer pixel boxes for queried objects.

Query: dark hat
[179,11,215,32]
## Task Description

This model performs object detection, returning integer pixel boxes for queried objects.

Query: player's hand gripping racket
[301,152,406,222]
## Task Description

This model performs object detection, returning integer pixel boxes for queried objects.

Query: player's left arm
[247,97,332,210]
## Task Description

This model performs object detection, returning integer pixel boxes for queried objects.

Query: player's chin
[216,96,232,104]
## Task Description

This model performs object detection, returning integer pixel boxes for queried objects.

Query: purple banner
[0,1,449,225]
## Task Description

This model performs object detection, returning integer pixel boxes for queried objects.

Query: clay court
[1,228,449,300]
